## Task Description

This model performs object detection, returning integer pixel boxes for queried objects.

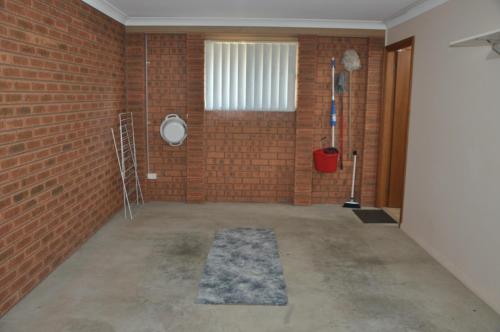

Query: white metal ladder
[111,112,144,219]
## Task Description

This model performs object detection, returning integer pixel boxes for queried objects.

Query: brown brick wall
[0,0,125,316]
[186,34,205,203]
[125,33,384,205]
[205,111,295,203]
[126,33,189,201]
[311,37,370,204]
[0,8,384,316]
[360,38,384,205]
[147,34,187,201]
[294,36,317,205]
[293,36,384,205]
[125,33,147,193]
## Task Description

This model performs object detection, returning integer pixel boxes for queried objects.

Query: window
[205,41,298,112]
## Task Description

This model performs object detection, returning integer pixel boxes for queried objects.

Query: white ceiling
[83,0,449,29]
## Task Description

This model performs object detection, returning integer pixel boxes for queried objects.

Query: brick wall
[309,37,384,204]
[124,33,147,194]
[186,34,205,203]
[311,37,369,204]
[294,36,317,205]
[0,0,125,316]
[0,7,383,316]
[360,38,384,205]
[126,34,189,201]
[146,34,187,201]
[125,33,384,205]
[205,111,295,203]
[126,34,190,201]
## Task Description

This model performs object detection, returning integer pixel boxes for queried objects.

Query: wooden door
[376,37,414,215]
[388,47,412,207]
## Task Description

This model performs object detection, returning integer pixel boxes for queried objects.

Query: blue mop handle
[331,58,336,127]
[330,58,336,148]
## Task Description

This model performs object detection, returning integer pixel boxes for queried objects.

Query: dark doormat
[197,228,288,305]
[353,209,398,224]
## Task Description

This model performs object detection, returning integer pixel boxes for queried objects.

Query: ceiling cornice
[384,0,449,29]
[82,0,127,24]
[82,0,449,31]
[125,17,386,30]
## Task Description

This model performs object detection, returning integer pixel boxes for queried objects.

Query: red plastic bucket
[313,148,339,173]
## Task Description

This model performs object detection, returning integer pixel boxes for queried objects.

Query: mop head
[335,72,348,93]
[323,147,339,154]
[342,49,361,72]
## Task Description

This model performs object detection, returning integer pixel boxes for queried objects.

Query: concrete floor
[1,202,499,332]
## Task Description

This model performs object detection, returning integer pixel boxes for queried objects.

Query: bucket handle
[320,136,329,149]
[165,114,179,120]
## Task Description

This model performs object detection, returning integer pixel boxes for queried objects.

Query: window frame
[204,39,299,112]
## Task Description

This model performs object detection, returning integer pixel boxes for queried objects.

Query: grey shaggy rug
[197,228,288,305]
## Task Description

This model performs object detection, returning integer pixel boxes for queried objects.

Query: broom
[343,150,361,209]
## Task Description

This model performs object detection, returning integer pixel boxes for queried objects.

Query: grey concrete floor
[1,202,499,332]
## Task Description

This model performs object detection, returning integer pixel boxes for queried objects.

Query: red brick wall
[294,36,317,205]
[126,33,188,201]
[0,0,124,316]
[127,33,297,203]
[146,34,187,201]
[311,37,369,204]
[125,33,384,205]
[306,37,384,205]
[308,37,384,205]
[360,38,384,205]
[124,33,147,193]
[186,34,205,203]
[205,111,295,203]
[126,34,189,201]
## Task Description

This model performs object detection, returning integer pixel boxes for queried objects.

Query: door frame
[376,36,415,226]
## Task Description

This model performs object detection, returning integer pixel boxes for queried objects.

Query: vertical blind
[205,41,298,112]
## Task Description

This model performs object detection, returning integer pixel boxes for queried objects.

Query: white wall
[388,0,500,314]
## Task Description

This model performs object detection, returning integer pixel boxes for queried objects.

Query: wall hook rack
[450,28,500,55]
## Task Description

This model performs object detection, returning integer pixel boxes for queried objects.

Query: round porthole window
[159,114,187,146]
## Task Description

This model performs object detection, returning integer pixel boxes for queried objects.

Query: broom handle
[331,127,335,148]
[348,74,352,157]
[331,57,336,148]
[351,151,357,199]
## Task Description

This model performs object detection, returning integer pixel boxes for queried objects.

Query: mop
[335,72,348,170]
[341,49,361,159]
[341,49,361,209]
[329,57,338,152]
